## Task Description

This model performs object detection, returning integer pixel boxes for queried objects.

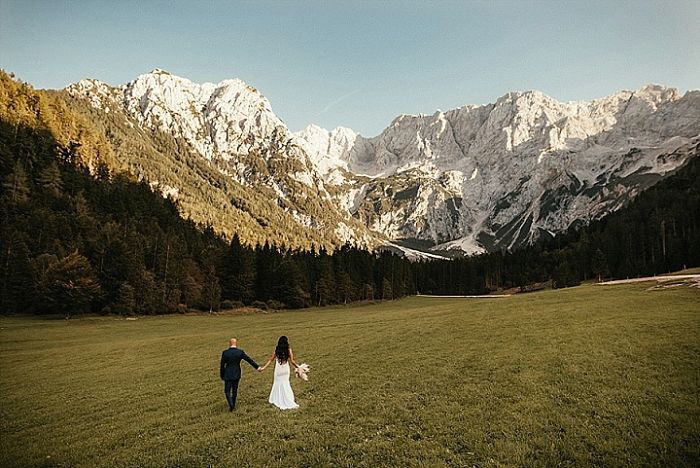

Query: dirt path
[416,294,511,298]
[598,274,700,285]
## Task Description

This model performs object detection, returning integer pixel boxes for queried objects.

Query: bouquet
[295,363,311,381]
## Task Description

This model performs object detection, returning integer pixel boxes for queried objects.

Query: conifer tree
[37,161,63,197]
[3,161,30,203]
[201,266,221,313]
[382,277,393,301]
[222,234,256,304]
[113,282,136,315]
[315,253,335,306]
[0,235,33,313]
[591,249,609,283]
[37,252,101,318]
[274,259,308,308]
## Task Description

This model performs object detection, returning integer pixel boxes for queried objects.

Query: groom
[220,337,262,411]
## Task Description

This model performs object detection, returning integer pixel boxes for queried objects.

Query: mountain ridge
[66,70,379,250]
[65,70,700,254]
[293,80,699,253]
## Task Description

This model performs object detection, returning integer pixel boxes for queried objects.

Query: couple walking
[219,336,304,411]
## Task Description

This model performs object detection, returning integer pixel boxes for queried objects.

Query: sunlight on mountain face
[67,71,700,254]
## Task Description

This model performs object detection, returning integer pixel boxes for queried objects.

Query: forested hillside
[57,88,354,250]
[0,72,410,315]
[62,72,381,251]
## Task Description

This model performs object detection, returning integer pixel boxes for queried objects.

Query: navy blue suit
[220,347,259,410]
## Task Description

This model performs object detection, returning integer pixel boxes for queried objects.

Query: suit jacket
[220,347,259,381]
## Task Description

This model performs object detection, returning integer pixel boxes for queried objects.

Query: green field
[1,283,699,467]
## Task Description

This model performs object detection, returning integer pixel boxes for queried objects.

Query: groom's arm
[242,352,260,370]
[220,352,226,380]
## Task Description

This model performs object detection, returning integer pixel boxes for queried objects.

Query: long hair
[275,336,290,363]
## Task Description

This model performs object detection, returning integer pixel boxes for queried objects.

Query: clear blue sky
[1,0,698,136]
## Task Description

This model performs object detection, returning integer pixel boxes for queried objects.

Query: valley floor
[1,284,698,467]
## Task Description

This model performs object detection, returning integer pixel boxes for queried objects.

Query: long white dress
[268,360,299,409]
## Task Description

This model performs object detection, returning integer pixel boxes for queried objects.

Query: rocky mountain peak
[67,71,699,255]
[149,68,172,75]
[635,83,678,102]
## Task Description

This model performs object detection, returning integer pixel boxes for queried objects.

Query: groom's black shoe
[229,406,235,412]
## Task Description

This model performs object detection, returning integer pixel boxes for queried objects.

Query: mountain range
[64,70,700,255]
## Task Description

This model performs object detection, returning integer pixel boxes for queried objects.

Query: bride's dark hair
[275,336,290,363]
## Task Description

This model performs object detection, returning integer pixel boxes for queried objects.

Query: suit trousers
[224,379,240,409]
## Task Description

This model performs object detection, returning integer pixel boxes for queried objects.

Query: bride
[260,336,300,410]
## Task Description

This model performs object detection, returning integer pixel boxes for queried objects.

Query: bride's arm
[289,348,299,369]
[259,353,275,371]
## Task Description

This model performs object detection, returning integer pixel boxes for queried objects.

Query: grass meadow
[1,282,698,467]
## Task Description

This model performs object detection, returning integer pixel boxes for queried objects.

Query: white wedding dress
[269,360,299,410]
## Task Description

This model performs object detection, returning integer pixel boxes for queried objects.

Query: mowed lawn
[1,283,698,467]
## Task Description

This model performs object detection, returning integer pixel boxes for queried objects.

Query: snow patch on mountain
[385,242,451,261]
